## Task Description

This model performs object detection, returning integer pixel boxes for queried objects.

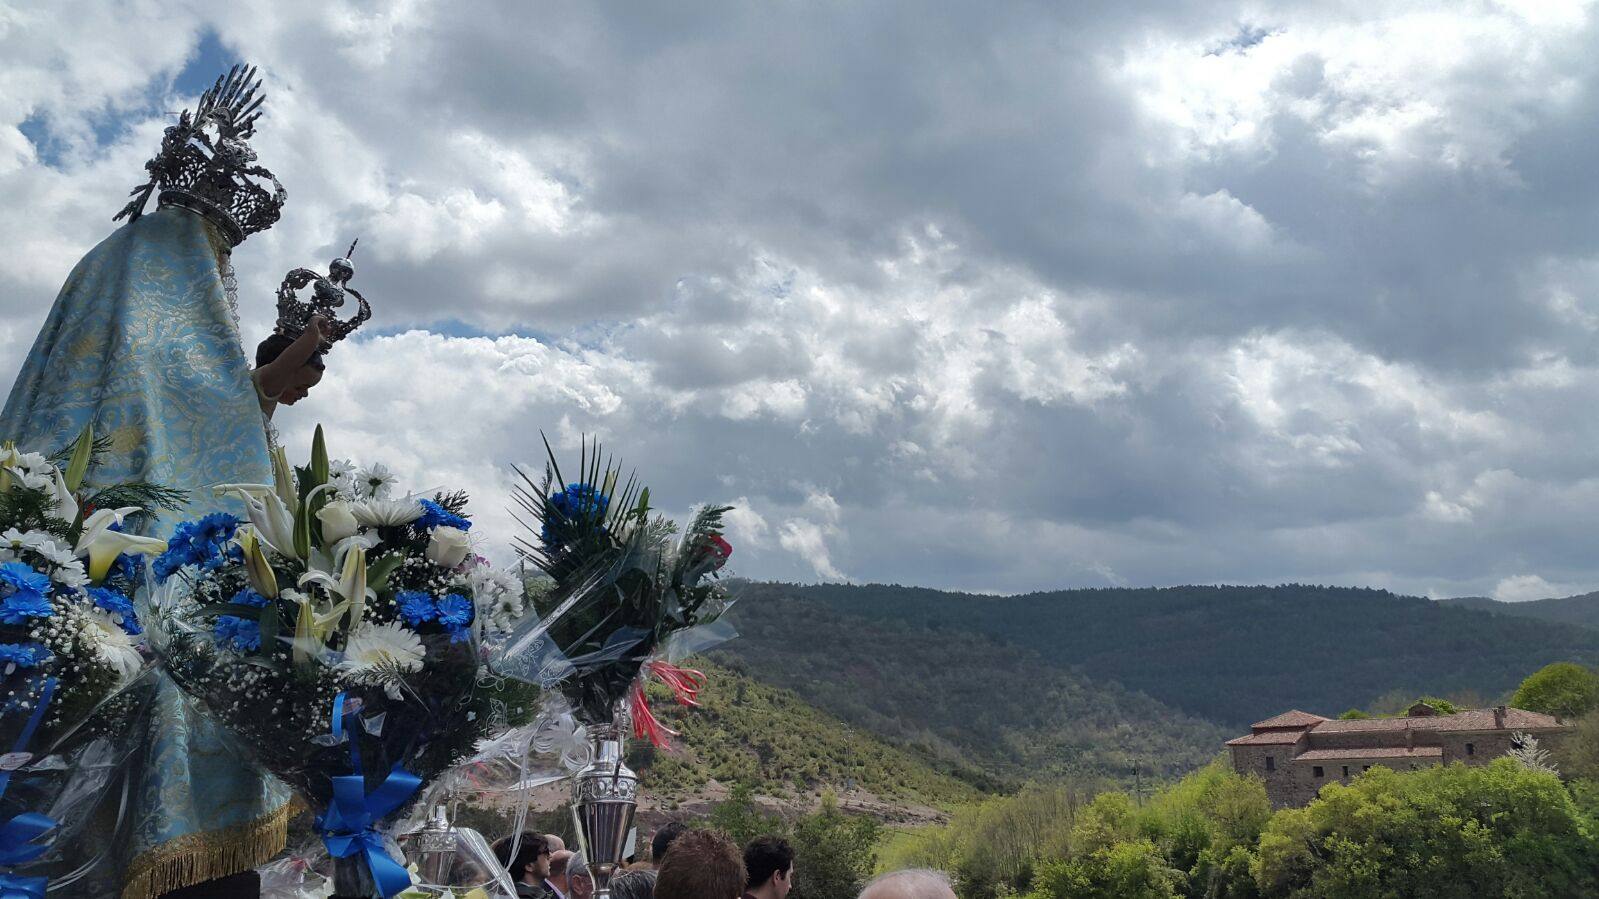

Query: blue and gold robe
[0,205,292,899]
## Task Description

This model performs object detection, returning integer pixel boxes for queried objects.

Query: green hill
[1440,593,1599,632]
[632,659,981,809]
[718,587,1230,788]
[724,582,1599,732]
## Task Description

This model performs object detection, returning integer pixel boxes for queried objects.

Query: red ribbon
[628,662,710,749]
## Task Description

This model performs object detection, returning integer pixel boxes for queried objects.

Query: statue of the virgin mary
[0,66,329,899]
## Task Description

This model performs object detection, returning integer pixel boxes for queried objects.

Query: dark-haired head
[256,332,326,371]
[651,821,688,865]
[255,332,325,406]
[494,833,552,885]
[744,835,794,895]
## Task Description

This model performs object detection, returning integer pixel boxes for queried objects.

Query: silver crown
[275,240,373,352]
[114,64,286,247]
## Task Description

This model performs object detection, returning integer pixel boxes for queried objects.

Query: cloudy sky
[4,1,1599,599]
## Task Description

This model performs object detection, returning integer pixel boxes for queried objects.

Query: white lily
[48,466,77,522]
[74,507,166,582]
[213,483,299,560]
[297,535,377,630]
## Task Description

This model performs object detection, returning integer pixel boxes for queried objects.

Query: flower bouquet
[0,426,180,895]
[493,438,737,896]
[149,427,536,899]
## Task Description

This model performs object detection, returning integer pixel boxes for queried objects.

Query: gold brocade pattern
[0,205,292,897]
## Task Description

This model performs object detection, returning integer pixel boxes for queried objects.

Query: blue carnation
[0,643,52,670]
[230,588,269,608]
[214,615,261,652]
[396,591,437,626]
[436,593,474,628]
[417,499,472,532]
[0,591,52,625]
[88,587,142,635]
[0,562,52,596]
[154,513,241,580]
[112,552,146,584]
[541,483,610,550]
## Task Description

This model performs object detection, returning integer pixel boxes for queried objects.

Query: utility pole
[1132,763,1150,806]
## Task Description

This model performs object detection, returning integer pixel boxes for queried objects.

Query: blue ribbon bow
[316,693,420,898]
[316,769,421,898]
[0,872,45,899]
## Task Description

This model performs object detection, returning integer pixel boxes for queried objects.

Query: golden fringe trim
[120,798,297,899]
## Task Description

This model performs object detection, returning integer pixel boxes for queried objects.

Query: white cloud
[8,3,1599,598]
[1492,574,1573,603]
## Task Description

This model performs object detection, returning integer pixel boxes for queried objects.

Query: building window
[1265,756,1275,772]
[1342,765,1350,777]
[1465,743,1474,756]
[1313,766,1324,778]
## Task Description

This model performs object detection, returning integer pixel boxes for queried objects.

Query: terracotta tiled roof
[1225,731,1306,746]
[1295,746,1443,761]
[1250,710,1327,730]
[1310,708,1566,734]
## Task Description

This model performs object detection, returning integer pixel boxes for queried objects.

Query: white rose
[425,526,471,569]
[317,501,360,544]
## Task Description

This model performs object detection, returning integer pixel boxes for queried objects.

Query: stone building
[1226,703,1572,807]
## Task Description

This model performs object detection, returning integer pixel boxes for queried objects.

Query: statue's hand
[307,314,329,344]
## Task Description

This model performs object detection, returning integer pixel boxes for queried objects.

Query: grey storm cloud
[3,1,1599,599]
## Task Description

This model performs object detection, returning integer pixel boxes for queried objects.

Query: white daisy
[49,559,88,588]
[338,622,424,684]
[81,608,144,685]
[1,529,52,552]
[350,496,424,527]
[355,463,398,499]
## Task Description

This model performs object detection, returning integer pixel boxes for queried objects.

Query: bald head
[859,869,956,899]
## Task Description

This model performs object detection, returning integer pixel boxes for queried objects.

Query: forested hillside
[1442,593,1599,632]
[633,660,981,808]
[727,582,1599,729]
[718,590,1229,787]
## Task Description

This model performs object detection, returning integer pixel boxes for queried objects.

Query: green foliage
[1252,760,1597,898]
[637,660,978,806]
[892,761,1268,899]
[1030,841,1185,899]
[741,583,1599,728]
[882,783,1095,899]
[722,590,1228,787]
[706,786,880,899]
[1512,662,1599,720]
[1555,710,1599,782]
[1335,709,1370,720]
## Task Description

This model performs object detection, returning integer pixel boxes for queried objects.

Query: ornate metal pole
[571,704,637,899]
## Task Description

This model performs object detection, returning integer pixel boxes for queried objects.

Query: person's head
[546,833,567,853]
[858,869,957,899]
[655,830,745,899]
[495,833,552,885]
[568,853,594,899]
[610,869,657,899]
[651,821,688,866]
[255,332,324,405]
[549,849,574,889]
[744,835,795,898]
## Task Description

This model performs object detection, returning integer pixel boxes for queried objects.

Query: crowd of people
[493,823,956,899]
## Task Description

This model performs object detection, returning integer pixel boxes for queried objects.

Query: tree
[1031,841,1185,899]
[704,787,878,899]
[1512,662,1599,720]
[1252,759,1597,898]
[790,793,880,899]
